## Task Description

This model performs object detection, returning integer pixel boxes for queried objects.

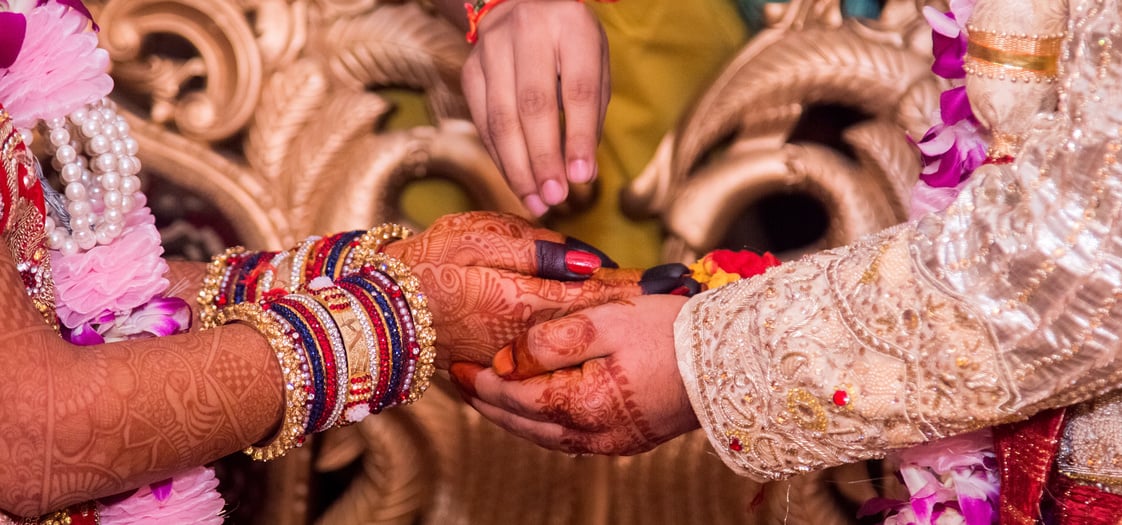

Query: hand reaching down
[462,0,610,216]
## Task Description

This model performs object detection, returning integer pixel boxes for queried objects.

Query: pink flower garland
[908,2,989,220]
[0,0,109,130]
[1,1,224,522]
[862,1,1001,524]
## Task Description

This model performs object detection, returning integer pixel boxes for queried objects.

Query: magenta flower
[0,11,27,69]
[0,0,96,67]
[66,318,106,345]
[923,0,974,79]
[100,296,192,340]
[860,430,999,525]
[914,87,987,188]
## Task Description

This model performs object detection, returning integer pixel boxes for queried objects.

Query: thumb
[492,313,609,380]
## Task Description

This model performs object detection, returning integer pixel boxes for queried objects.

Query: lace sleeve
[675,0,1122,481]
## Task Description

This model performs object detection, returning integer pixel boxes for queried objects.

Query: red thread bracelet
[464,0,507,44]
[465,0,617,44]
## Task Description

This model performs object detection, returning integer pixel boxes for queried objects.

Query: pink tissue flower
[0,0,110,128]
[98,467,225,525]
[51,196,171,329]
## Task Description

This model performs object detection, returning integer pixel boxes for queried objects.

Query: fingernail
[524,194,548,217]
[671,283,704,296]
[565,250,601,275]
[449,362,479,398]
[569,159,593,184]
[541,180,567,205]
[565,237,618,268]
[493,345,516,378]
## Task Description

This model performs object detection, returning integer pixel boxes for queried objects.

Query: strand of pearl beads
[40,98,142,256]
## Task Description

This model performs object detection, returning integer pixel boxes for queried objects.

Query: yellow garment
[402,0,748,267]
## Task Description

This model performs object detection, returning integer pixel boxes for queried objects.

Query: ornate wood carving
[625,0,944,262]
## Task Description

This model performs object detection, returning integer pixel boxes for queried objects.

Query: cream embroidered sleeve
[674,3,1122,482]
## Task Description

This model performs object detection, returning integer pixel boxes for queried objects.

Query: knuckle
[517,88,553,117]
[529,150,561,171]
[487,110,521,137]
[564,80,599,105]
[559,1,591,18]
[565,133,595,151]
[510,3,542,28]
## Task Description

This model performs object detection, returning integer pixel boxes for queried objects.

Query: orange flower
[688,249,780,290]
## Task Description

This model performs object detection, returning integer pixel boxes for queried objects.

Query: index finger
[557,5,606,185]
[454,358,614,432]
[499,312,612,381]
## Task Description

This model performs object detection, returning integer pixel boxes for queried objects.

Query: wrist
[466,0,594,44]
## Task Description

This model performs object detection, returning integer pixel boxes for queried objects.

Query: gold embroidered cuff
[965,28,1064,82]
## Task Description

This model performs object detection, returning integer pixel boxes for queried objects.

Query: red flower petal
[709,249,781,278]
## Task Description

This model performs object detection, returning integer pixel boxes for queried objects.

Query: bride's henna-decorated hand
[448,295,700,455]
[383,211,616,280]
[381,212,639,367]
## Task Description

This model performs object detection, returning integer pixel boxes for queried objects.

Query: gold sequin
[785,388,828,433]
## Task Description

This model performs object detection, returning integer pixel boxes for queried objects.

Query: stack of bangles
[197,223,434,461]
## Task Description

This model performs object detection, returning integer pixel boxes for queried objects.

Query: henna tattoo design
[413,261,636,367]
[0,247,283,516]
[424,211,559,241]
[537,359,659,456]
[509,315,597,376]
[517,311,675,456]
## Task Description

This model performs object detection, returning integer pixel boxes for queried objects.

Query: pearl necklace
[39,98,141,256]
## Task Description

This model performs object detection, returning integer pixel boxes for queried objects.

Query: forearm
[0,254,282,517]
[675,224,1012,480]
[675,11,1122,479]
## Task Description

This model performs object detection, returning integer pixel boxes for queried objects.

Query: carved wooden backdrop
[89,0,941,522]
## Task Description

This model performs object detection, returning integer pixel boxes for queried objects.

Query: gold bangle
[346,223,413,274]
[366,252,436,404]
[308,284,378,425]
[212,303,311,461]
[198,246,248,329]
